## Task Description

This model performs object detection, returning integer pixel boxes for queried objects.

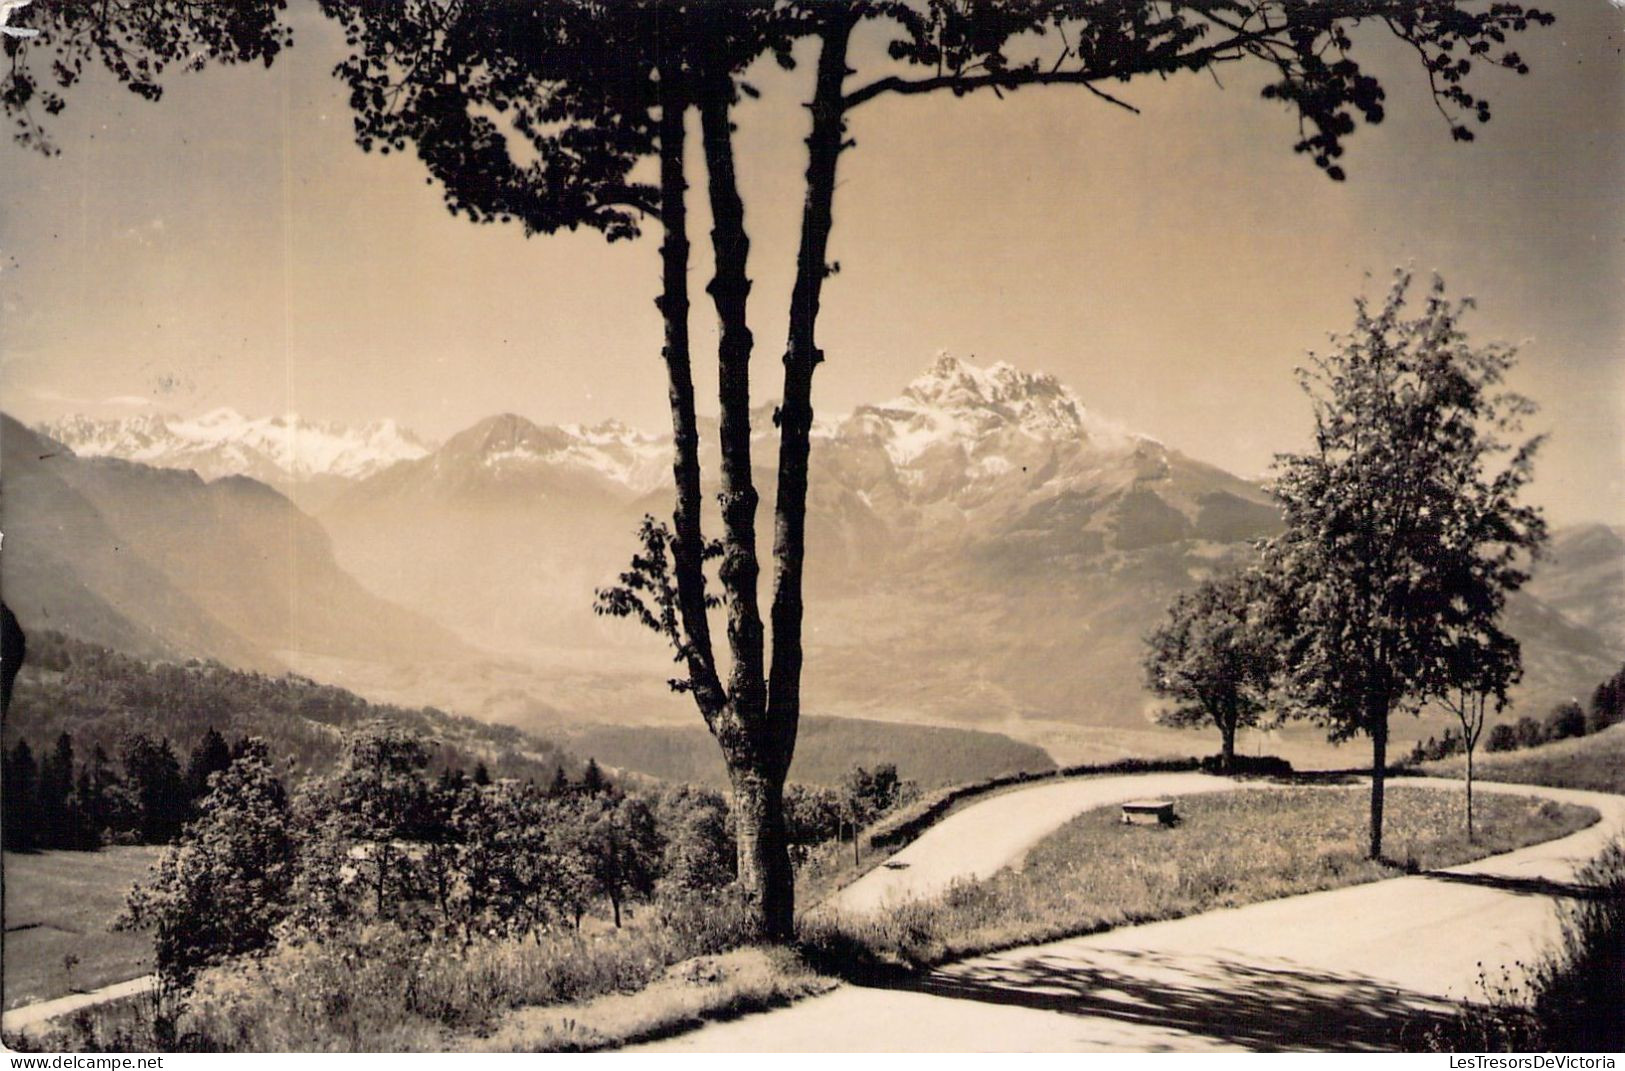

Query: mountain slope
[318,413,659,655]
[564,715,1057,789]
[1525,524,1625,651]
[1,415,468,672]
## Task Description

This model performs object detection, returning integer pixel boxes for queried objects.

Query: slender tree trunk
[1221,719,1237,773]
[1465,745,1475,843]
[730,765,794,940]
[765,7,856,748]
[1368,705,1389,860]
[654,67,725,719]
[697,76,767,719]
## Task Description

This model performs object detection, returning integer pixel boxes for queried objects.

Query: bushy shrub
[1199,754,1294,777]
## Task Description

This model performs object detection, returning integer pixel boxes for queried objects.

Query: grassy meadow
[3,847,162,1010]
[1422,723,1625,795]
[803,784,1598,970]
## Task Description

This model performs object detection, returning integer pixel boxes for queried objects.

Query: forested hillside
[4,631,581,786]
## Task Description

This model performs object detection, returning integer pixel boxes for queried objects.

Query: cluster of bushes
[118,726,733,991]
[2,728,243,851]
[1404,662,1625,765]
[107,723,916,1045]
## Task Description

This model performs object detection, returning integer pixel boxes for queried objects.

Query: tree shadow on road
[898,946,1453,1051]
[1419,871,1608,901]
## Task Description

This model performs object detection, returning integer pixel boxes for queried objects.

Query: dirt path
[641,778,1624,1052]
[1,975,155,1039]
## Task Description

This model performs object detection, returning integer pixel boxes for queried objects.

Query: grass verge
[801,784,1597,972]
[1422,724,1625,796]
[468,947,834,1051]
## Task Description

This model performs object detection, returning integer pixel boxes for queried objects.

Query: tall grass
[14,889,763,1052]
[802,786,1596,972]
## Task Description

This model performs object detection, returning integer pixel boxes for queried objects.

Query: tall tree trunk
[1221,717,1237,773]
[1368,704,1389,860]
[730,765,794,940]
[765,7,856,748]
[698,76,767,719]
[654,67,725,720]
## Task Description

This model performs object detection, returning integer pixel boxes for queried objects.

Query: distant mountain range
[16,355,1623,764]
[38,409,435,508]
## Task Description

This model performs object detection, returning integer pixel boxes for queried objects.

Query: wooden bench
[1121,799,1177,826]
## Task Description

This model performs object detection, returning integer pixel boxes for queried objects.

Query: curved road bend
[642,777,1624,1052]
[826,772,1261,916]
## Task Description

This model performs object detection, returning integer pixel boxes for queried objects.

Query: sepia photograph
[0,0,1621,1056]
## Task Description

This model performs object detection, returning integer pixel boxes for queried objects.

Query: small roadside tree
[1429,629,1519,841]
[1267,272,1545,859]
[1144,569,1281,771]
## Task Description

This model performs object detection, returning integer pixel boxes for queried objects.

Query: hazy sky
[3,3,1621,524]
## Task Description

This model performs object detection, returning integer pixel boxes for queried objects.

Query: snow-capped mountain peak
[37,408,434,486]
[847,352,1139,467]
[432,412,668,492]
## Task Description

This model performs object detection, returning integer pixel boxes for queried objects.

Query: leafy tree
[581,757,608,796]
[782,782,844,865]
[1266,273,1545,859]
[1,0,291,155]
[569,793,663,928]
[1545,700,1587,742]
[292,725,437,928]
[841,763,906,827]
[656,784,736,892]
[12,0,1556,939]
[1144,569,1281,771]
[120,739,295,991]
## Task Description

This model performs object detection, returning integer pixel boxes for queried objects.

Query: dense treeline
[4,630,582,790]
[3,727,234,851]
[1407,661,1625,764]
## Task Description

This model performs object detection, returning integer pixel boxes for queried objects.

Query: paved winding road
[642,777,1624,1052]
